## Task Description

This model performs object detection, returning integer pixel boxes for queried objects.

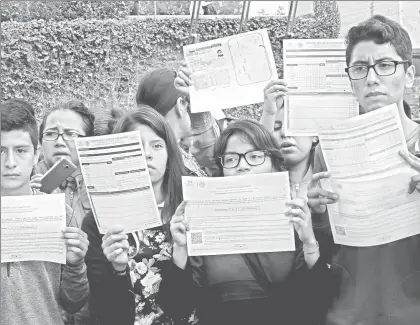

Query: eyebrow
[351,57,397,65]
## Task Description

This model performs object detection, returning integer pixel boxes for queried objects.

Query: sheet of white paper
[182,172,295,256]
[318,104,420,246]
[322,168,420,247]
[317,104,408,179]
[76,131,161,234]
[184,29,278,113]
[284,93,358,136]
[283,39,359,136]
[1,194,66,264]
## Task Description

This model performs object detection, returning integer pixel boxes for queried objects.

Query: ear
[175,97,188,117]
[405,64,416,88]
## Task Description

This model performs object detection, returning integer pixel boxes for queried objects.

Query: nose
[236,155,251,172]
[54,134,66,146]
[365,65,380,86]
[143,145,153,160]
[5,152,17,169]
[279,127,286,138]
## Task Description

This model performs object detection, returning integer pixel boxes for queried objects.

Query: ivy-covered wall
[1,1,342,120]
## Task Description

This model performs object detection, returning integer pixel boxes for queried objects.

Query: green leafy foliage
[1,1,343,120]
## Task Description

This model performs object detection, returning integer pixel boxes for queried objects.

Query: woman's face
[41,109,86,168]
[133,124,168,186]
[274,108,315,167]
[222,133,273,177]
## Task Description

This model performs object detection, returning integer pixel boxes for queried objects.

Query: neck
[1,184,32,197]
[288,157,312,184]
[397,100,418,140]
[152,181,165,205]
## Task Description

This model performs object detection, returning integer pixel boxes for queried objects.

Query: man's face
[349,41,415,113]
[1,130,36,196]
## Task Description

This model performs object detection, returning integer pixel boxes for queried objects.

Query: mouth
[3,174,20,177]
[54,152,69,156]
[280,142,295,149]
[366,91,386,98]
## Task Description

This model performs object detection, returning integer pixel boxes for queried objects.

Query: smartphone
[40,157,77,194]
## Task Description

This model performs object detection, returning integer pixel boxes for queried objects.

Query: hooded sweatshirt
[1,191,89,325]
[312,124,420,325]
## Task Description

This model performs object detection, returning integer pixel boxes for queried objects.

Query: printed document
[184,29,277,113]
[283,39,358,136]
[318,104,420,246]
[182,172,295,256]
[1,194,66,264]
[76,131,160,234]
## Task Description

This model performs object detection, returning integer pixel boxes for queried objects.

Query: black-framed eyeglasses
[345,60,409,80]
[42,131,85,142]
[219,150,269,169]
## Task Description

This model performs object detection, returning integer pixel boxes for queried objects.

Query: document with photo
[182,172,295,256]
[1,194,66,264]
[184,29,277,113]
[76,131,160,234]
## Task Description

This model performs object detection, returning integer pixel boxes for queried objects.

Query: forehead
[1,130,34,148]
[349,40,402,64]
[225,133,256,153]
[45,109,85,132]
[133,124,164,141]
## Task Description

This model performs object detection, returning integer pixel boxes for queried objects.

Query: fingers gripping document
[76,131,160,234]
[318,104,420,246]
[182,172,295,256]
[1,194,66,264]
[184,29,278,113]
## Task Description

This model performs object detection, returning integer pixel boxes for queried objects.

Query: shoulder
[33,160,50,175]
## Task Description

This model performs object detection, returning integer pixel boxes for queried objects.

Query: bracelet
[303,241,319,255]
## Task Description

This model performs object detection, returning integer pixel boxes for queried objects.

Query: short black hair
[39,99,95,143]
[1,99,38,150]
[346,15,413,67]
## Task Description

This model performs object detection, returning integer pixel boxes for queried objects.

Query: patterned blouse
[127,204,197,325]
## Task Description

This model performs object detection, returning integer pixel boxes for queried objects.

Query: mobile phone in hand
[40,157,77,194]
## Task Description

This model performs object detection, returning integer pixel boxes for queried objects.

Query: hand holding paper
[399,150,420,193]
[285,197,316,244]
[62,227,89,266]
[175,61,193,97]
[101,226,130,272]
[307,171,339,214]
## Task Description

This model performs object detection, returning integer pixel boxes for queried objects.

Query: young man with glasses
[306,15,420,325]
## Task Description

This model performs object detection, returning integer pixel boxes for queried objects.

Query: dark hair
[345,15,413,67]
[1,99,38,151]
[213,119,285,176]
[39,99,95,143]
[112,106,186,225]
[136,68,182,117]
[403,100,411,119]
[2,98,36,117]
[93,106,126,136]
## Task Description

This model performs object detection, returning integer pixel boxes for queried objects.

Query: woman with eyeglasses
[30,99,94,325]
[157,120,331,325]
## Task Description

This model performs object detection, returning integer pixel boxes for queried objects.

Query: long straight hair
[112,106,186,226]
[213,119,286,176]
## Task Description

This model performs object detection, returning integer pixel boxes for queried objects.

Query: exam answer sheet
[182,172,295,256]
[76,131,160,234]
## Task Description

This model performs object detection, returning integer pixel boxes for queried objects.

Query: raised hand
[101,225,129,272]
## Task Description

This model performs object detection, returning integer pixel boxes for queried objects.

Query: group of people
[1,14,420,325]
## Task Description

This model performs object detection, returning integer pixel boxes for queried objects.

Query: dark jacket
[158,241,331,325]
